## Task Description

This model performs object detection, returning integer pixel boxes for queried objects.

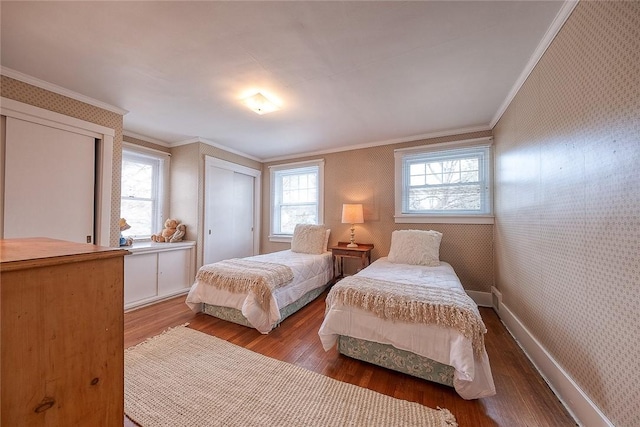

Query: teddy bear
[151,219,186,243]
[151,219,178,243]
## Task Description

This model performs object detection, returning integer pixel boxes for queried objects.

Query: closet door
[3,117,96,243]
[204,157,260,265]
[230,171,255,257]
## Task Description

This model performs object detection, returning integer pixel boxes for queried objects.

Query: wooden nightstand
[330,242,374,280]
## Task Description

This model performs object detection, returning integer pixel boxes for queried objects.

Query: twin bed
[186,224,333,333]
[318,257,495,399]
[186,226,495,399]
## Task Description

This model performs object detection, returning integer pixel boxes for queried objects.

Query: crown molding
[171,137,262,162]
[490,0,579,129]
[263,124,491,163]
[123,130,170,147]
[1,66,129,116]
[171,137,201,148]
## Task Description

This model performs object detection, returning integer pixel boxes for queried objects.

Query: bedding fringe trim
[327,276,486,355]
[196,259,293,311]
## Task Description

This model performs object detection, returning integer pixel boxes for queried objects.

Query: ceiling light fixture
[242,92,280,115]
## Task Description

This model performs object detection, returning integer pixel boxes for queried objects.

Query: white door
[3,117,96,243]
[204,157,260,265]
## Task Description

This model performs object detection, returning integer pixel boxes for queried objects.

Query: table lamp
[341,204,364,248]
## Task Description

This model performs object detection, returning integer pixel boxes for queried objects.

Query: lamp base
[347,225,358,248]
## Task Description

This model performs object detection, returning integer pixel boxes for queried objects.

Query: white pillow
[291,224,328,255]
[387,229,442,266]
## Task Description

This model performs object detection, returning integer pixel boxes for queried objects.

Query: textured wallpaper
[262,130,495,293]
[493,2,639,426]
[1,75,124,247]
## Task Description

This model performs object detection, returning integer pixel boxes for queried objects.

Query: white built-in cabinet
[124,241,196,310]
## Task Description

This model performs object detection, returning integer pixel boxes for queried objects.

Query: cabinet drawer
[332,248,363,257]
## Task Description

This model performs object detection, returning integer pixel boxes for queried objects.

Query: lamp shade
[341,204,364,224]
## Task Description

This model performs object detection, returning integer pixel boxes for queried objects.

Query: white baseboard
[498,303,613,427]
[124,289,190,312]
[467,290,492,307]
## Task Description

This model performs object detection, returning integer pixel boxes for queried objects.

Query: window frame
[120,143,170,240]
[394,137,494,224]
[269,159,324,242]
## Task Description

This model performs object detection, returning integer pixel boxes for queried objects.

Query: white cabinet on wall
[124,241,196,310]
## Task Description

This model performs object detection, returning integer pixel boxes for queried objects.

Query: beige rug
[125,326,457,427]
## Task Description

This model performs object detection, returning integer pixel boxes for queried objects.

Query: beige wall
[262,129,494,293]
[1,75,124,247]
[493,2,639,426]
[168,143,200,244]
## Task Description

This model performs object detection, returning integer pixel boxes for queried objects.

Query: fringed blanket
[196,259,293,311]
[327,276,486,355]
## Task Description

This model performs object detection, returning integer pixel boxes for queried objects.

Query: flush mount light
[242,92,280,115]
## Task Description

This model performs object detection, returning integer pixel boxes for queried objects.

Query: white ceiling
[1,1,569,161]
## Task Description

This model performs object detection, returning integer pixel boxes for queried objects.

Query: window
[395,138,493,224]
[269,159,324,240]
[120,144,169,239]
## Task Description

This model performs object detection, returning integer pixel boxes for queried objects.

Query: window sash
[120,148,167,239]
[270,160,324,238]
[395,139,493,221]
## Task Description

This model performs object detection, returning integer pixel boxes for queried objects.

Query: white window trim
[269,158,324,242]
[394,137,494,225]
[121,142,170,240]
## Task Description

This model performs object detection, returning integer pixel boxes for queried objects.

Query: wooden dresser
[0,238,127,426]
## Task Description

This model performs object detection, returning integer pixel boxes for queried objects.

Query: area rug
[125,326,457,427]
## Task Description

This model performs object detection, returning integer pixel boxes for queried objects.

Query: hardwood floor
[124,293,576,427]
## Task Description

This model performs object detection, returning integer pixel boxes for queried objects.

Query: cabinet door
[124,253,158,304]
[157,249,192,296]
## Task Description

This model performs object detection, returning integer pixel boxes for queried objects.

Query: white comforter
[318,257,496,400]
[186,250,332,333]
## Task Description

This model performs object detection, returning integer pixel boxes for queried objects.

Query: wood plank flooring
[124,292,576,427]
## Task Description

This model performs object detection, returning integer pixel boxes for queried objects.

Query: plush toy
[151,219,186,243]
[118,218,134,247]
[119,218,130,232]
[169,223,186,243]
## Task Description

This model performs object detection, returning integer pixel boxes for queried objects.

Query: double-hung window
[395,137,493,224]
[269,159,324,240]
[120,144,170,240]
